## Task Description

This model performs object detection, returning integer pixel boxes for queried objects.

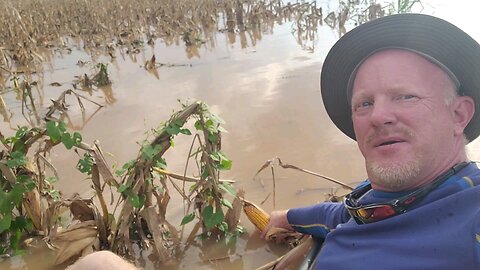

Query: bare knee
[67,250,138,270]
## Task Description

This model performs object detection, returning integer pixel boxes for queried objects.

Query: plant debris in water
[0,97,244,266]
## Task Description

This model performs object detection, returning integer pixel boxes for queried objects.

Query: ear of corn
[243,200,270,231]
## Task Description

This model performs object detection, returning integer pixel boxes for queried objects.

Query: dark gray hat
[320,13,480,142]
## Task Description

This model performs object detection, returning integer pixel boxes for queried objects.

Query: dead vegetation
[0,0,393,74]
[0,98,245,266]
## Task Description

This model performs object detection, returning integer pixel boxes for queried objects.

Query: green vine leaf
[7,151,27,168]
[203,205,224,229]
[219,182,236,196]
[221,198,233,209]
[180,213,195,225]
[128,193,145,209]
[141,144,162,160]
[46,121,66,143]
[0,213,12,234]
[77,153,94,174]
[15,127,28,139]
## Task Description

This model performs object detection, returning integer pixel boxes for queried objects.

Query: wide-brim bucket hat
[320,13,480,142]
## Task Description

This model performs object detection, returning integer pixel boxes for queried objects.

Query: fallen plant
[254,156,354,208]
[0,98,244,267]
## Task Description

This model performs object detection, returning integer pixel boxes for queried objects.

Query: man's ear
[452,96,475,136]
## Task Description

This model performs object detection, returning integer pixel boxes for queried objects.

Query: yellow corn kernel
[243,200,271,231]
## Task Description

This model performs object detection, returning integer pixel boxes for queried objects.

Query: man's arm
[261,202,350,239]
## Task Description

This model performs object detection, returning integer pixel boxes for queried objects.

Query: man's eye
[355,101,372,110]
[398,95,416,100]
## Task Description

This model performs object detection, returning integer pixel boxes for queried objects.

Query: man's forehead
[357,49,443,77]
[348,48,461,100]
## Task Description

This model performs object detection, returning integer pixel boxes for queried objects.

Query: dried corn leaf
[257,237,314,270]
[70,199,95,222]
[54,225,97,242]
[265,227,303,246]
[81,237,100,257]
[54,236,97,265]
[225,189,244,233]
[144,54,156,70]
[139,206,172,261]
[23,189,42,230]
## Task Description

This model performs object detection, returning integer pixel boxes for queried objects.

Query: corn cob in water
[243,199,271,231]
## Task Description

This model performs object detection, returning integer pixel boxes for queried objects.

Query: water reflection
[0,0,407,130]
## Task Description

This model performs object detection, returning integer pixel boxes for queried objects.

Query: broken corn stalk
[243,199,270,231]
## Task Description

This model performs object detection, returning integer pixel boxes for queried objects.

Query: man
[262,14,480,269]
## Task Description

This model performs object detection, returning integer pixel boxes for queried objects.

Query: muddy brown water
[1,0,480,269]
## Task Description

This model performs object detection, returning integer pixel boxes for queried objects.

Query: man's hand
[260,209,294,239]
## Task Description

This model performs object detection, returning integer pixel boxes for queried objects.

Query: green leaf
[115,160,135,176]
[194,120,203,131]
[61,133,74,149]
[219,182,236,196]
[72,132,82,146]
[45,177,58,184]
[219,158,232,170]
[11,228,24,251]
[15,126,28,139]
[173,119,184,126]
[48,190,61,201]
[221,198,233,209]
[7,151,27,168]
[10,184,26,206]
[217,151,232,170]
[200,168,209,179]
[128,194,145,208]
[166,124,181,135]
[0,213,12,234]
[179,128,192,135]
[203,205,213,219]
[208,133,218,143]
[204,119,217,133]
[209,152,219,161]
[155,158,167,169]
[180,213,195,225]
[46,121,66,143]
[203,206,224,229]
[218,221,228,232]
[2,136,15,145]
[225,232,237,245]
[10,216,28,231]
[141,144,162,160]
[0,190,11,214]
[77,153,94,174]
[23,180,36,192]
[117,184,129,193]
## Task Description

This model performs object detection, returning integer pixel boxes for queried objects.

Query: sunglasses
[344,162,469,224]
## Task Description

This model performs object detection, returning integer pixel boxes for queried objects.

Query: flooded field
[1,0,480,269]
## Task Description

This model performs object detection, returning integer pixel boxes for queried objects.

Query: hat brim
[320,13,480,142]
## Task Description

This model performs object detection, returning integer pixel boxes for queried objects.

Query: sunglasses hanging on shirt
[344,161,469,224]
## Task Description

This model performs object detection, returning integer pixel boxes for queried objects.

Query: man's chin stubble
[366,159,421,191]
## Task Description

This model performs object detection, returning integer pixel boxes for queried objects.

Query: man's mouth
[376,140,404,147]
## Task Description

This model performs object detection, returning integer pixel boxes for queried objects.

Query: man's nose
[369,100,397,127]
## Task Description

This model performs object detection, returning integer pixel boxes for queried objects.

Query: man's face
[351,49,464,191]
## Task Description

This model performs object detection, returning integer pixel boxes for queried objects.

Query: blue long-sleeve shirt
[287,163,480,269]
